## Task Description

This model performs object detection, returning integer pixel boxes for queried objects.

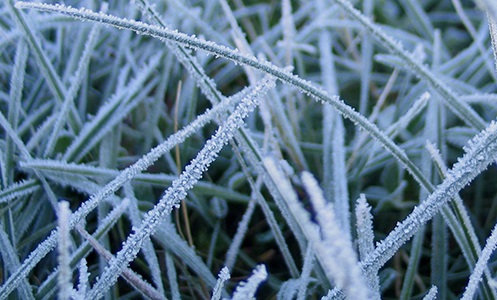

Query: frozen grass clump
[2,0,497,298]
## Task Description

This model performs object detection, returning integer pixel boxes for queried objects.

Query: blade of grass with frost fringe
[165,250,180,300]
[0,179,39,204]
[16,2,436,196]
[22,171,122,206]
[359,0,373,115]
[5,39,27,186]
[207,199,224,268]
[44,24,100,157]
[18,101,52,138]
[0,226,35,299]
[330,116,350,234]
[19,159,250,203]
[429,38,449,299]
[282,0,295,66]
[231,142,299,277]
[232,265,267,300]
[329,0,487,130]
[355,194,375,261]
[75,226,166,300]
[63,53,161,162]
[57,201,72,300]
[400,226,426,300]
[75,258,89,299]
[212,267,230,300]
[317,0,338,210]
[461,221,497,300]
[302,171,370,299]
[297,244,314,300]
[124,184,165,295]
[6,0,81,132]
[355,194,381,299]
[422,286,438,300]
[489,17,497,73]
[21,161,250,203]
[35,198,130,299]
[224,198,255,271]
[277,279,300,299]
[25,114,58,152]
[86,77,275,298]
[361,120,497,276]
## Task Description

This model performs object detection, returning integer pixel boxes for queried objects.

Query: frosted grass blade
[355,195,381,299]
[5,40,28,186]
[124,185,165,296]
[301,171,370,299]
[359,0,373,115]
[76,226,166,300]
[297,244,314,300]
[488,16,497,74]
[165,250,180,300]
[212,267,230,300]
[232,265,267,300]
[0,179,39,204]
[19,159,250,203]
[461,221,497,300]
[224,197,256,271]
[57,201,72,300]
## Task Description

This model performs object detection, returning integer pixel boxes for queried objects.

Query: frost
[461,220,497,300]
[211,267,230,300]
[355,194,375,260]
[301,171,370,299]
[57,201,73,300]
[232,265,267,300]
[422,286,438,300]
